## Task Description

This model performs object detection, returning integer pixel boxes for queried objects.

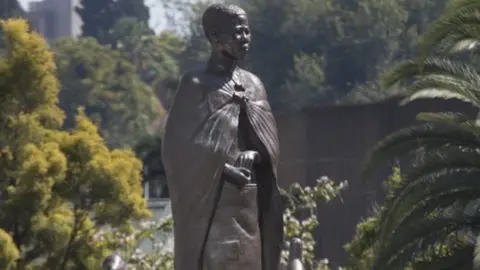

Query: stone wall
[275,98,477,267]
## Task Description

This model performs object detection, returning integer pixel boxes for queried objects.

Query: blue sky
[18,0,167,31]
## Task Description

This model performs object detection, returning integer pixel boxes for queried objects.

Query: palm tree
[362,109,480,269]
[417,0,480,59]
[359,1,480,266]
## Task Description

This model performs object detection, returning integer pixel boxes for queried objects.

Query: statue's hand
[224,163,251,187]
[235,150,260,170]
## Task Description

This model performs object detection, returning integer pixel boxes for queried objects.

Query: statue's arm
[162,71,204,168]
[168,71,203,111]
[223,163,251,187]
[170,71,250,187]
[250,73,269,101]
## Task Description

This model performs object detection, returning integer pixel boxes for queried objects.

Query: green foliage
[417,0,480,59]
[111,18,184,102]
[0,19,64,128]
[361,19,480,265]
[76,0,118,45]
[111,0,150,26]
[76,0,150,46]
[0,0,24,19]
[110,17,154,52]
[163,0,450,111]
[0,229,19,270]
[360,111,480,269]
[111,177,346,270]
[95,216,174,269]
[347,163,478,270]
[134,134,168,198]
[344,167,402,270]
[0,19,151,269]
[367,7,480,265]
[282,177,347,269]
[53,37,163,148]
[282,53,330,110]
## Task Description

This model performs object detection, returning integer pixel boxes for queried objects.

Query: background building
[27,0,81,43]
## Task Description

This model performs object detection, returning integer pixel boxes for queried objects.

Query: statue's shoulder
[242,69,265,88]
[242,69,268,100]
[179,69,207,88]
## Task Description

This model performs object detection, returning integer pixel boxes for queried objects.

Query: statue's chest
[205,79,258,111]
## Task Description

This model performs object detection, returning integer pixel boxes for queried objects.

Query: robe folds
[162,73,284,270]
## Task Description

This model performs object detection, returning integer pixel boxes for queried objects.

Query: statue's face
[218,13,251,60]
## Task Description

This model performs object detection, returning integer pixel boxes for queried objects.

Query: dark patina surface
[162,3,284,270]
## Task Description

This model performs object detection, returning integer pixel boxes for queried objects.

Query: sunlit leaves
[0,19,151,268]
[283,177,347,268]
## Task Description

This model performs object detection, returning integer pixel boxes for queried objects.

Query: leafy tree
[344,167,402,270]
[111,18,184,105]
[167,0,450,111]
[76,0,117,45]
[76,0,150,46]
[0,229,19,269]
[361,110,480,269]
[110,17,153,52]
[357,52,480,268]
[100,216,174,269]
[0,19,150,269]
[53,37,163,148]
[0,0,24,19]
[112,0,150,26]
[134,134,169,199]
[416,0,480,59]
[351,0,480,264]
[282,177,347,269]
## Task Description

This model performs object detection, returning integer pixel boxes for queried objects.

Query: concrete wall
[274,98,477,267]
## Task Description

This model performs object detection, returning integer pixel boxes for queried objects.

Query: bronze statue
[162,3,284,270]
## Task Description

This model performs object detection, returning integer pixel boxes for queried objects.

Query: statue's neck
[206,52,239,77]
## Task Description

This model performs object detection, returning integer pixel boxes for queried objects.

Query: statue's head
[202,4,251,60]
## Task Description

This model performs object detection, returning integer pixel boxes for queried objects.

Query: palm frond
[406,149,480,183]
[382,57,479,89]
[438,28,480,53]
[361,122,480,178]
[377,168,480,241]
[382,60,423,88]
[444,0,480,16]
[419,10,480,59]
[416,112,472,124]
[411,245,474,270]
[474,234,480,269]
[400,74,480,107]
[377,170,480,237]
[374,211,480,269]
[434,0,480,52]
[389,188,480,242]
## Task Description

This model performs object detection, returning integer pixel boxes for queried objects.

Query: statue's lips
[241,43,249,50]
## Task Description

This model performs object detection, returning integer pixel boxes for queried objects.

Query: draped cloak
[162,72,284,270]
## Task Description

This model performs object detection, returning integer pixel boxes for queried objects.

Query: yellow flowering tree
[0,19,150,269]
